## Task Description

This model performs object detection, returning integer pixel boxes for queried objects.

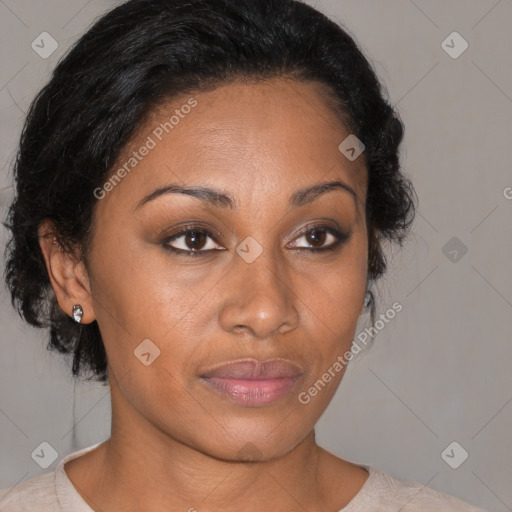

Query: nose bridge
[241,243,284,298]
[219,240,299,338]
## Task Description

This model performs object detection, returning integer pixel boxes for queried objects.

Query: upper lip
[200,358,303,380]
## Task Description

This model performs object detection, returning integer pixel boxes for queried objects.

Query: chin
[188,418,311,464]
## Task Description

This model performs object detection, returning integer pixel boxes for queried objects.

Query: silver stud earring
[72,304,84,324]
[364,291,371,309]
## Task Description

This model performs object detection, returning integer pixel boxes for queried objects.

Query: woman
[0,0,485,510]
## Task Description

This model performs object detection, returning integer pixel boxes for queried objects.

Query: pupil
[187,230,205,249]
[307,228,326,247]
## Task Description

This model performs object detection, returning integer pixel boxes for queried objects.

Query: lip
[200,358,303,407]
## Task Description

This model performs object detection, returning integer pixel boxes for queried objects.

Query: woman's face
[85,78,368,460]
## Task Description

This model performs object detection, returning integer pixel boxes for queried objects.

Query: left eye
[288,226,347,251]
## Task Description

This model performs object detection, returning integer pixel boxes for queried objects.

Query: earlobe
[37,221,95,324]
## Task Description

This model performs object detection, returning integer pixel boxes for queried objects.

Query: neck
[98,424,325,511]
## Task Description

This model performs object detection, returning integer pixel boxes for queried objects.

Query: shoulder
[0,471,60,511]
[361,465,487,512]
[0,441,104,512]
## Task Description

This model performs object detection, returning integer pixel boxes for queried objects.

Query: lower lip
[201,376,301,406]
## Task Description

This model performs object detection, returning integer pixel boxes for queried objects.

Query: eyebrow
[134,179,357,211]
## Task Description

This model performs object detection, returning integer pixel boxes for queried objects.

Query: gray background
[1,1,511,510]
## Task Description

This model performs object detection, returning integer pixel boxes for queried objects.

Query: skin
[38,77,370,512]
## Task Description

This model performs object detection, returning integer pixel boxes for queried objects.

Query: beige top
[0,442,486,511]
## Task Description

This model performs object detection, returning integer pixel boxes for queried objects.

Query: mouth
[199,358,303,407]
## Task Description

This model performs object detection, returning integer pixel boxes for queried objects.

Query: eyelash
[161,224,351,258]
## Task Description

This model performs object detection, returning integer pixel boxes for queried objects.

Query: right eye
[162,227,224,257]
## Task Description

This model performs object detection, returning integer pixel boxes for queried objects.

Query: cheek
[88,230,198,336]
[300,253,367,340]
[295,244,367,389]
[112,362,215,449]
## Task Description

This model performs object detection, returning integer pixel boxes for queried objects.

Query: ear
[38,220,95,324]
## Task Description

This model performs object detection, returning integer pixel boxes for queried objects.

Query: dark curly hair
[3,0,417,384]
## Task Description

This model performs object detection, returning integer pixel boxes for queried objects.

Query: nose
[218,247,300,340]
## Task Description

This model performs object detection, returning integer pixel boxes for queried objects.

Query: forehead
[100,78,367,214]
